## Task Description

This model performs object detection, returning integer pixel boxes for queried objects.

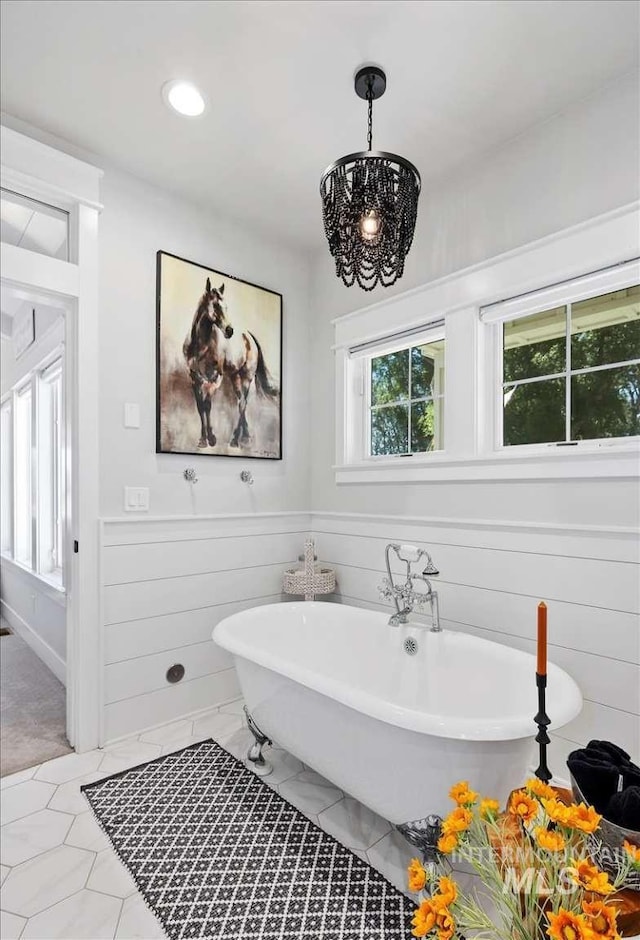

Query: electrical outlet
[124,486,149,512]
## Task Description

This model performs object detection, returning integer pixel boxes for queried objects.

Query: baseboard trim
[0,599,66,686]
[102,694,243,748]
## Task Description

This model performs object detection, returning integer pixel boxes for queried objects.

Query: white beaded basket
[282,538,336,601]
[282,566,336,596]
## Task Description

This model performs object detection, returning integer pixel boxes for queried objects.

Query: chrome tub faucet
[379,543,441,631]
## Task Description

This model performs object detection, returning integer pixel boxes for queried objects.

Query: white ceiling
[1,0,638,251]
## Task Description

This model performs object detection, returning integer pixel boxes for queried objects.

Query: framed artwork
[156,251,282,459]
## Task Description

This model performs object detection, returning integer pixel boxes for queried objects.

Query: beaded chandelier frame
[320,66,421,292]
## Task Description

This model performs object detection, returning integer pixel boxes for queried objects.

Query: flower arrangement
[407,779,639,940]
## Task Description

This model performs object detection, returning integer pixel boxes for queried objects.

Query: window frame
[491,269,640,453]
[333,204,640,484]
[364,326,446,460]
[1,346,65,590]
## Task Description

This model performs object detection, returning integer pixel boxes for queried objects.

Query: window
[368,337,445,456]
[1,188,69,261]
[335,221,640,484]
[14,383,33,566]
[38,361,64,575]
[502,286,640,447]
[1,354,65,587]
[0,400,12,554]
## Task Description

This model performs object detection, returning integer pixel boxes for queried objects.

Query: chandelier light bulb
[359,209,382,241]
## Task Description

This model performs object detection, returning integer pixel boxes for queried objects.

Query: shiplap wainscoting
[100,513,311,743]
[311,512,640,774]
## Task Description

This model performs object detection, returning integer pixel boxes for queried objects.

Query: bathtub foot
[244,706,273,777]
[397,814,445,869]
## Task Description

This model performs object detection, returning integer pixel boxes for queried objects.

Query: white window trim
[333,201,640,484]
[487,259,640,452]
[349,324,446,462]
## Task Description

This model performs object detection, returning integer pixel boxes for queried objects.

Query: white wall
[100,512,309,742]
[92,165,314,741]
[308,73,640,767]
[310,73,640,523]
[1,563,66,684]
[98,168,311,519]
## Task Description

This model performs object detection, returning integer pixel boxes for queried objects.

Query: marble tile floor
[0,697,482,939]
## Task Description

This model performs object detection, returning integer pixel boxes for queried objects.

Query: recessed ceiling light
[162,80,205,117]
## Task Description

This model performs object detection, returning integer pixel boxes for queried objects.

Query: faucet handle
[378,577,394,602]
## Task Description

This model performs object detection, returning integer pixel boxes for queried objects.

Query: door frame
[1,125,102,752]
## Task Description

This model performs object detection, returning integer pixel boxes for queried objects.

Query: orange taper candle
[537,602,547,676]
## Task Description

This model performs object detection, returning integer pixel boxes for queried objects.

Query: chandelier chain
[367,86,373,151]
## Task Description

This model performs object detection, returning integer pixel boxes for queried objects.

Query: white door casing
[1,125,103,751]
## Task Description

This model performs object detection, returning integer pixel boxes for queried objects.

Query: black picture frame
[156,250,283,460]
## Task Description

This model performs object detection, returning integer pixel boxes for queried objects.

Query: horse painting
[182,277,279,449]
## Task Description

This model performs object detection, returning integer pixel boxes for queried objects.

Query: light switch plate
[124,486,149,512]
[123,403,140,428]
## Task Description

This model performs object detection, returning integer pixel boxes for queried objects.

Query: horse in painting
[183,278,278,449]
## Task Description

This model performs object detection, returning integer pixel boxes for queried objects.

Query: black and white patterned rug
[82,739,413,939]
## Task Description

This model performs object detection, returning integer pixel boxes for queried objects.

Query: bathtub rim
[213,601,583,743]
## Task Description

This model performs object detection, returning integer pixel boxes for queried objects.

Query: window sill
[334,443,640,484]
[0,554,66,603]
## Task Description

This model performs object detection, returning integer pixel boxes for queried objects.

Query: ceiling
[1,0,638,251]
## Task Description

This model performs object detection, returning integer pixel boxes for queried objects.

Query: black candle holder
[535,672,552,783]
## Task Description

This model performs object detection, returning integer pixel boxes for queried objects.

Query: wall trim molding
[100,508,637,540]
[101,510,312,525]
[310,510,638,540]
[103,694,243,748]
[0,599,66,685]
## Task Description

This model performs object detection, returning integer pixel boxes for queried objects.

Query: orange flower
[582,899,620,939]
[542,797,573,826]
[546,908,592,940]
[449,781,478,806]
[434,906,455,940]
[437,832,458,855]
[526,777,557,801]
[535,827,566,853]
[479,798,500,819]
[434,875,457,908]
[442,806,473,835]
[509,789,539,823]
[411,899,436,937]
[563,802,602,834]
[407,857,428,893]
[623,839,640,868]
[570,859,613,896]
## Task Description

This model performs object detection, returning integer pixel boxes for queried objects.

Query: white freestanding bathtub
[213,602,582,824]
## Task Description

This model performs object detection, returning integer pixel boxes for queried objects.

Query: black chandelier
[320,66,421,292]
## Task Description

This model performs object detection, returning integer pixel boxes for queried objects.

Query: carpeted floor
[0,625,72,776]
